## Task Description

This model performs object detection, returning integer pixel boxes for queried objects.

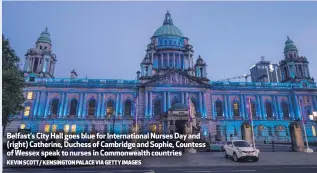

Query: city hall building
[8,12,317,146]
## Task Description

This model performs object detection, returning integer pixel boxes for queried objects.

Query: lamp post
[299,100,313,153]
[309,111,317,122]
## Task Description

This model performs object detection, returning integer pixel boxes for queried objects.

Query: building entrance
[175,120,187,134]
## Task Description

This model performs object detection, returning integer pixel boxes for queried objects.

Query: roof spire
[163,10,173,25]
[45,27,48,31]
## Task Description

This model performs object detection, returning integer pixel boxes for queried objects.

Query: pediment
[143,70,208,87]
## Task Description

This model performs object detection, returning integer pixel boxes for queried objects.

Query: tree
[2,34,25,135]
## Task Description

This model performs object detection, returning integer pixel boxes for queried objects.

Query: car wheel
[253,157,259,162]
[223,150,228,158]
[232,152,239,162]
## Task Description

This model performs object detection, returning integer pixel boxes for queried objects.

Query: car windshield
[233,141,250,147]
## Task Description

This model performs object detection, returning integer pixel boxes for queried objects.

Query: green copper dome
[153,11,183,37]
[37,27,51,44]
[284,37,297,52]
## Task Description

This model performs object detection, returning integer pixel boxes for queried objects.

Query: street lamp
[309,111,317,122]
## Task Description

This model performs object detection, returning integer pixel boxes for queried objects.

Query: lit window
[27,92,33,100]
[64,125,70,133]
[71,125,76,133]
[312,126,316,137]
[20,124,26,129]
[44,124,50,133]
[24,106,30,116]
[52,124,57,133]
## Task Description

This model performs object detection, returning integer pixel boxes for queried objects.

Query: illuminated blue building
[8,12,317,144]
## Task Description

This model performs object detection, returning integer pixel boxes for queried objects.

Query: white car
[223,140,259,162]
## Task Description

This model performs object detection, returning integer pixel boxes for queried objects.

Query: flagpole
[247,97,256,148]
[298,99,312,152]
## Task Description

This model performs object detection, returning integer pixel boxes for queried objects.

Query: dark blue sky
[3,2,317,81]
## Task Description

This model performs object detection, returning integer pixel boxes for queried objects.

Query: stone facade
[7,12,317,144]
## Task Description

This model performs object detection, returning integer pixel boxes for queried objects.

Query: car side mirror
[229,144,233,147]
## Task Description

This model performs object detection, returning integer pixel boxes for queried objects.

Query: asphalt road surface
[3,165,317,173]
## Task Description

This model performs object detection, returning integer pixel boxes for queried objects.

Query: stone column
[199,92,203,114]
[115,93,120,117]
[163,92,167,112]
[181,92,184,104]
[224,94,228,119]
[145,92,148,118]
[82,93,87,118]
[259,95,265,120]
[173,53,176,68]
[288,95,294,119]
[97,93,102,117]
[100,93,105,118]
[59,92,65,118]
[167,92,171,110]
[38,91,46,118]
[227,95,231,119]
[178,54,181,69]
[149,92,153,117]
[78,93,83,118]
[293,94,301,120]
[312,95,317,112]
[274,96,280,119]
[63,92,69,118]
[256,95,261,119]
[161,54,163,68]
[241,95,246,119]
[185,92,189,105]
[120,93,123,115]
[33,91,41,118]
[167,53,170,68]
[203,93,207,118]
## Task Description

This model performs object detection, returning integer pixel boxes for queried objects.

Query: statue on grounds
[189,99,198,130]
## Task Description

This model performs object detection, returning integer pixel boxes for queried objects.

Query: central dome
[153,11,184,37]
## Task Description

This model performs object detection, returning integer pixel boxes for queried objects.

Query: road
[3,165,317,173]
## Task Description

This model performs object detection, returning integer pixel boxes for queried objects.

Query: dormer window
[45,47,47,50]
[40,46,42,50]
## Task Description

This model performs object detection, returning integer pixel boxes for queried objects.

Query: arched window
[88,99,96,115]
[265,102,273,118]
[232,102,240,117]
[106,99,114,115]
[154,99,161,115]
[51,99,59,115]
[281,101,289,118]
[124,100,132,116]
[215,100,223,117]
[250,102,256,117]
[69,99,78,115]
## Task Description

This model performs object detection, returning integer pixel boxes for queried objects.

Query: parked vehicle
[223,140,259,162]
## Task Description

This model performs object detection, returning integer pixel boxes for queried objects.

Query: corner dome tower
[284,36,297,53]
[153,11,183,37]
[37,27,52,45]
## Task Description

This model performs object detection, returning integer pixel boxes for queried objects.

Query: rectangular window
[71,125,76,133]
[20,124,26,129]
[45,124,50,133]
[27,92,33,100]
[64,125,70,134]
[24,106,30,116]
[52,125,57,133]
[312,126,316,137]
